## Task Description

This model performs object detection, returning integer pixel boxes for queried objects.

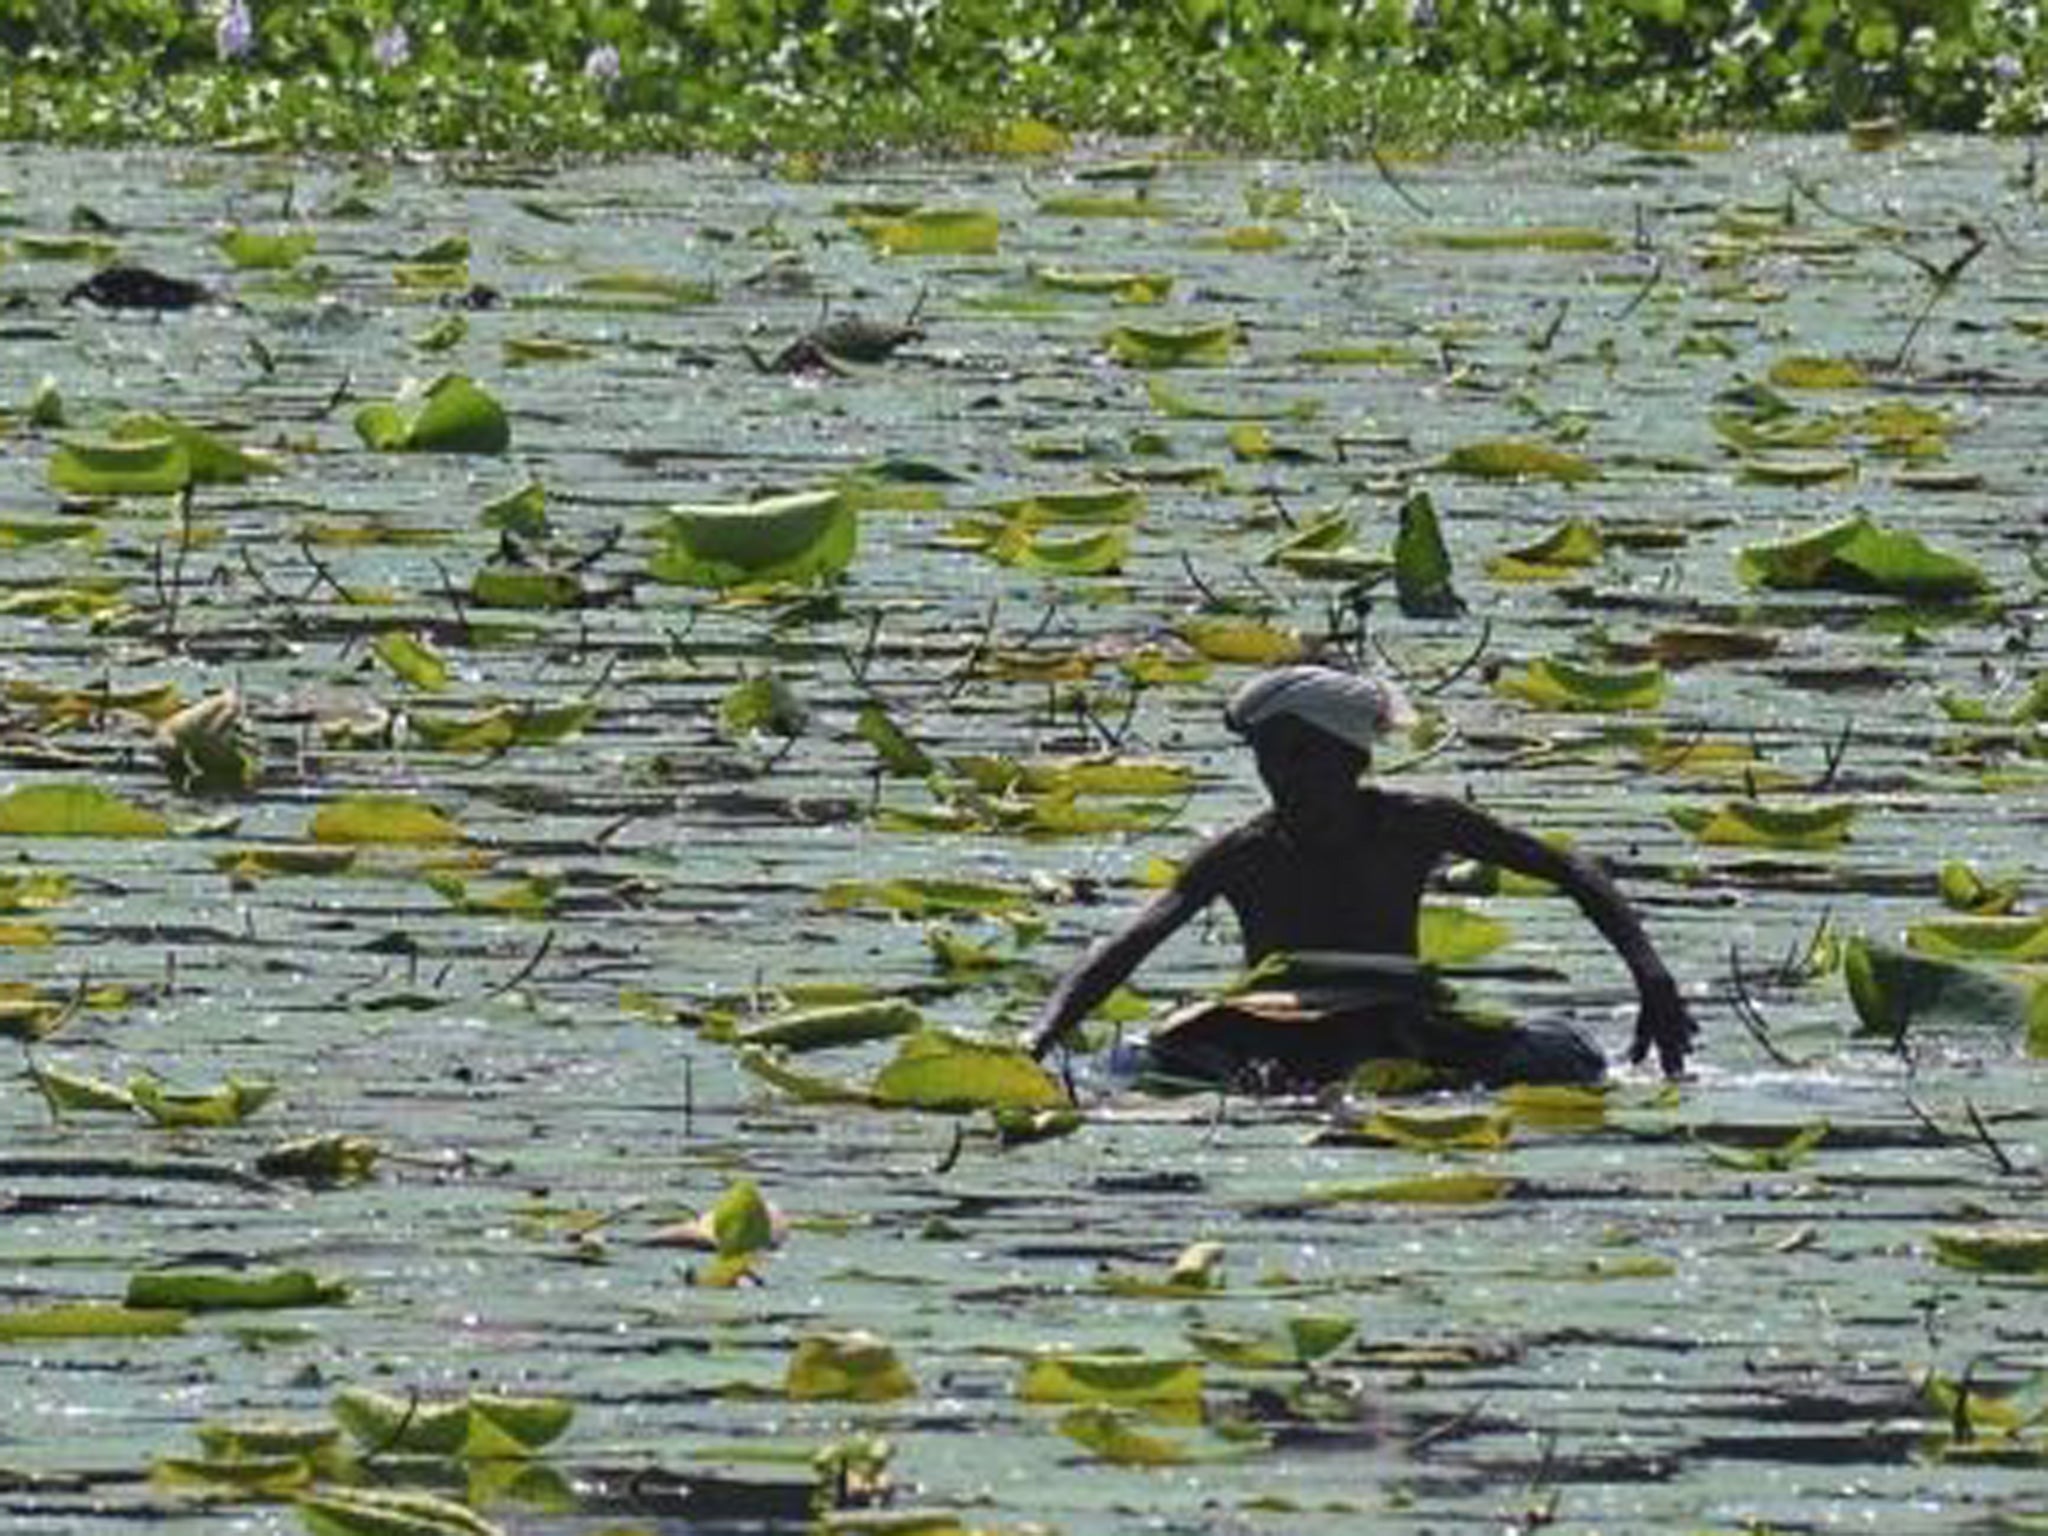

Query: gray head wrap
[1223,666,1416,752]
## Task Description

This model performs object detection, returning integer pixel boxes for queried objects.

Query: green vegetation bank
[0,1,2042,154]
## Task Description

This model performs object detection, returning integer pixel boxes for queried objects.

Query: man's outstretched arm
[1025,884,1203,1059]
[1435,800,1699,1074]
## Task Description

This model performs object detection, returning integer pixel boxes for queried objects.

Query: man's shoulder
[1362,787,1489,837]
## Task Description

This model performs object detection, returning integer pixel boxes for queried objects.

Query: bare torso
[1176,787,1454,962]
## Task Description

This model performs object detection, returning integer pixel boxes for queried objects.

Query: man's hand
[1629,974,1698,1076]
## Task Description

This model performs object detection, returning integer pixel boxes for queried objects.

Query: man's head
[1224,666,1415,813]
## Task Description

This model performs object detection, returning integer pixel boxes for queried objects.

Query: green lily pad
[218,226,316,269]
[786,1331,917,1401]
[354,374,511,454]
[1104,321,1238,368]
[1441,438,1600,483]
[652,487,857,589]
[298,1486,505,1536]
[1844,935,2047,1042]
[309,794,465,845]
[48,433,192,496]
[1907,913,2048,962]
[1018,1354,1203,1405]
[738,999,925,1051]
[0,1303,186,1340]
[0,783,167,837]
[1668,800,1857,850]
[871,1028,1068,1112]
[1736,513,1987,598]
[855,207,1000,255]
[1495,657,1667,712]
[1931,1227,2048,1275]
[126,1268,347,1311]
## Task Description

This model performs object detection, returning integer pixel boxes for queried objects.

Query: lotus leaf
[653,487,857,588]
[218,226,316,269]
[310,794,464,845]
[373,631,451,692]
[48,432,191,496]
[298,1486,505,1536]
[1395,489,1463,616]
[1668,799,1856,850]
[1931,1228,2048,1275]
[1908,913,2048,962]
[1768,354,1868,389]
[1736,514,1987,598]
[329,1388,476,1458]
[1488,517,1605,580]
[1177,615,1306,664]
[1056,1406,1190,1465]
[1844,935,2046,1041]
[115,413,280,483]
[0,783,167,837]
[856,207,1000,255]
[126,1269,347,1311]
[0,1304,186,1340]
[1104,321,1238,368]
[354,374,511,454]
[786,1331,917,1402]
[130,1075,278,1127]
[993,523,1128,574]
[871,1028,1067,1112]
[1495,657,1667,712]
[1411,224,1618,251]
[1440,438,1599,483]
[739,999,925,1051]
[1018,1354,1203,1405]
[1307,1171,1515,1204]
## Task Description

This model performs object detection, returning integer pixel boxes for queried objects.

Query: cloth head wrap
[1223,666,1416,753]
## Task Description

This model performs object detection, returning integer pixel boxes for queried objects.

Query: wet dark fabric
[1140,991,1605,1092]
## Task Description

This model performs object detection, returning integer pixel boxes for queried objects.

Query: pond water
[1,136,2044,1534]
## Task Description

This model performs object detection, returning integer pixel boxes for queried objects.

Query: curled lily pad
[1844,935,2046,1042]
[1907,913,2048,962]
[871,1028,1067,1112]
[354,374,511,454]
[1104,321,1238,368]
[652,488,856,589]
[1668,799,1856,850]
[1056,1406,1190,1465]
[1736,513,1987,598]
[1018,1354,1203,1405]
[786,1331,917,1402]
[738,999,925,1051]
[1441,438,1599,483]
[298,1486,505,1536]
[48,432,191,496]
[1495,657,1666,712]
[130,1075,278,1128]
[1931,1228,2048,1275]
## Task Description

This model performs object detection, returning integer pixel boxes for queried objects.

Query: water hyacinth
[583,43,621,86]
[372,24,410,70]
[214,0,253,61]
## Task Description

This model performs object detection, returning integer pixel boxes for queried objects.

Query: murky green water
[2,138,2044,1534]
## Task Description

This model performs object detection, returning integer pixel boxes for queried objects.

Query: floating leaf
[854,703,934,778]
[1931,1228,2048,1276]
[1394,489,1463,616]
[720,672,808,741]
[1699,1120,1831,1171]
[1736,453,1857,486]
[298,1486,505,1536]
[820,877,1032,918]
[1019,1354,1203,1406]
[871,1028,1067,1113]
[354,374,511,454]
[1036,266,1173,302]
[1498,1082,1611,1131]
[0,1304,186,1340]
[1411,225,1618,252]
[1495,657,1667,712]
[1104,321,1238,368]
[569,269,715,306]
[215,845,358,879]
[479,478,549,539]
[1740,513,1987,599]
[372,631,451,692]
[1768,353,1868,389]
[1938,862,2021,916]
[126,1268,347,1311]
[468,565,581,609]
[1341,1105,1514,1150]
[1668,800,1856,850]
[857,208,1000,256]
[218,226,316,269]
[1056,1406,1190,1465]
[0,783,167,837]
[739,999,925,1051]
[786,1331,917,1402]
[1844,935,2044,1041]
[1908,913,2048,962]
[1417,904,1513,964]
[738,1046,874,1105]
[329,1388,472,1458]
[130,1075,278,1128]
[256,1134,381,1185]
[48,432,191,496]
[985,117,1070,156]
[1307,1171,1514,1205]
[503,334,596,364]
[310,794,464,845]
[1176,615,1306,665]
[992,523,1129,575]
[1488,517,1605,580]
[115,413,280,484]
[462,1394,575,1459]
[1441,438,1599,483]
[652,487,857,589]
[33,1065,136,1112]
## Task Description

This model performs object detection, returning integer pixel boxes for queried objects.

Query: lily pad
[1495,657,1667,712]
[652,487,857,589]
[786,1331,917,1401]
[0,783,167,837]
[1735,513,1987,599]
[871,1028,1068,1112]
[1668,800,1857,850]
[355,374,511,454]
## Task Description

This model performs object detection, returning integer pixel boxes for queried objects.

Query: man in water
[1025,665,1699,1088]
